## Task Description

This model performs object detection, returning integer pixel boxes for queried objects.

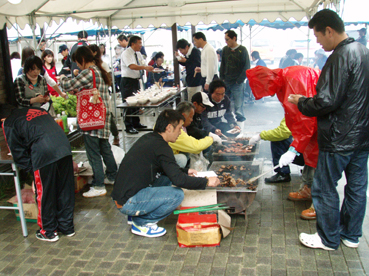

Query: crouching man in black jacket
[3,107,75,242]
[111,109,220,238]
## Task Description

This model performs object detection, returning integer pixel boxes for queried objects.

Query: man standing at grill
[219,30,250,122]
[121,35,154,134]
[192,32,218,92]
[289,9,369,250]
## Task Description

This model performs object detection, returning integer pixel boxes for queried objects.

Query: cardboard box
[74,175,88,193]
[176,208,231,248]
[7,186,38,223]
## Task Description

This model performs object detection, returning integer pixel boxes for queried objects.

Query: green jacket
[260,118,291,142]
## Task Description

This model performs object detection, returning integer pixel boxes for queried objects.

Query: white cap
[192,92,214,107]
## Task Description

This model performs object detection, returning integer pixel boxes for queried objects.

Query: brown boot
[301,207,316,220]
[113,136,120,146]
[288,185,311,201]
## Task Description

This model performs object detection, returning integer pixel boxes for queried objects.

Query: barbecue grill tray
[207,160,263,192]
[212,139,260,158]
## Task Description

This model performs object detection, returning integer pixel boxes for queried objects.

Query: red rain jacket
[246,66,320,168]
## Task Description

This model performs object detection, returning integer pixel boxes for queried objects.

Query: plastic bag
[189,152,209,172]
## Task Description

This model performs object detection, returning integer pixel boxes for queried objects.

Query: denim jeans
[83,135,118,188]
[119,176,184,226]
[312,150,369,249]
[270,137,305,175]
[225,81,244,118]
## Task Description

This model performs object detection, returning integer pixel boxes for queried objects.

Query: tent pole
[307,28,310,66]
[29,14,37,50]
[108,18,117,119]
[240,25,243,45]
[249,25,252,55]
[171,23,180,87]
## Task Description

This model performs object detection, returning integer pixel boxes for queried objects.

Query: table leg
[12,163,28,237]
[121,109,127,152]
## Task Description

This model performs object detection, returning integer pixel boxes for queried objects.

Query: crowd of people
[4,10,369,251]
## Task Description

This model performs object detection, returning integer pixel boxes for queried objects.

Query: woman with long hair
[59,46,117,198]
[41,49,59,96]
[89,44,120,146]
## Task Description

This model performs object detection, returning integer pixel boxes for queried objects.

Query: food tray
[212,138,260,161]
[207,160,263,192]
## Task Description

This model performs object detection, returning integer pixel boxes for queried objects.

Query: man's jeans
[119,176,184,226]
[312,150,369,249]
[225,81,244,118]
[271,137,305,175]
[83,135,117,188]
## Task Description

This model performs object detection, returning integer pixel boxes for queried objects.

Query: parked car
[251,39,274,64]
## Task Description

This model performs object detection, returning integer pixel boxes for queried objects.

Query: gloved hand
[209,132,222,145]
[249,134,261,145]
[279,151,296,168]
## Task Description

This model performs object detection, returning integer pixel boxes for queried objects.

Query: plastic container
[55,114,64,131]
[61,111,69,134]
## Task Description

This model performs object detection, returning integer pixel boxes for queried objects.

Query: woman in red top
[41,49,59,96]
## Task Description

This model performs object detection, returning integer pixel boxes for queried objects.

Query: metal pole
[171,23,180,87]
[108,20,117,119]
[307,28,310,66]
[12,163,28,237]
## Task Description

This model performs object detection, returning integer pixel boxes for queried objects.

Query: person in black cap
[64,31,89,78]
[187,91,214,139]
[58,44,70,75]
[357,28,367,46]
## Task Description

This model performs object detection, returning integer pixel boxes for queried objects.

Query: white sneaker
[104,178,115,185]
[299,232,335,251]
[131,222,166,238]
[341,238,359,248]
[82,187,107,198]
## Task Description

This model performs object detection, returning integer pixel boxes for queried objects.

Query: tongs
[173,203,230,215]
[221,133,230,140]
[247,165,279,184]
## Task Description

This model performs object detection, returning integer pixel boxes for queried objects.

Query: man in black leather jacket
[289,9,369,251]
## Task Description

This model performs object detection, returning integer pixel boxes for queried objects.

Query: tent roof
[0,0,335,29]
[198,19,369,31]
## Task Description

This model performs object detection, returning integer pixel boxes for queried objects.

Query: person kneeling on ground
[169,102,221,167]
[187,91,215,139]
[249,118,304,183]
[249,118,316,220]
[111,109,220,238]
[202,79,241,136]
[3,107,75,242]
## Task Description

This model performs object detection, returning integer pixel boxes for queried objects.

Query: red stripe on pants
[34,170,43,231]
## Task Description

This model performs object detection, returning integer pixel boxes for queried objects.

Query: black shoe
[236,114,246,122]
[265,173,291,183]
[125,127,138,134]
[35,230,59,242]
[134,123,147,129]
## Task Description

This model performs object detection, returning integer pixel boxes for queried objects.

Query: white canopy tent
[1,0,340,30]
[0,0,341,116]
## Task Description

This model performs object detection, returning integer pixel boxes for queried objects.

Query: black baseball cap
[58,44,68,53]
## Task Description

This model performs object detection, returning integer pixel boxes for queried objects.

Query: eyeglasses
[199,104,206,108]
